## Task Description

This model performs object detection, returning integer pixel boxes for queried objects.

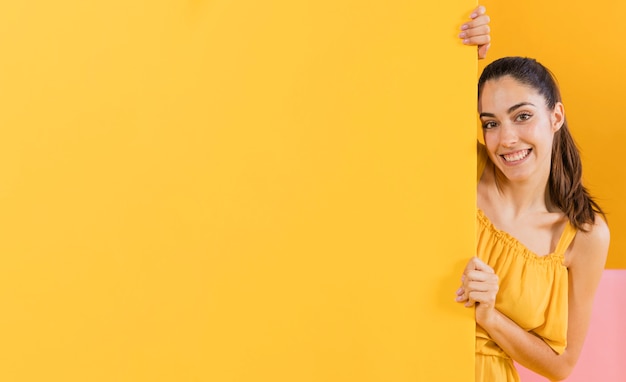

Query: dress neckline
[477,208,572,262]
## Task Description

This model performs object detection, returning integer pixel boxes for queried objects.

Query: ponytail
[550,123,605,231]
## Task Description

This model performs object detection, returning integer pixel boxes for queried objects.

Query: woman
[456,56,610,381]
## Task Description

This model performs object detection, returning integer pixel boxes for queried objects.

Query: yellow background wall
[0,1,477,381]
[481,0,626,269]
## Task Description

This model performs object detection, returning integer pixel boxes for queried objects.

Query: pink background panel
[515,270,626,381]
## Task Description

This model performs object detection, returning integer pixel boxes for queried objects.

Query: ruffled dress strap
[554,222,577,257]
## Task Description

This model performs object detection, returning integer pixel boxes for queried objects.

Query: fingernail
[455,295,463,302]
[458,32,466,38]
[461,24,469,30]
[470,12,477,18]
[456,287,463,294]
[463,39,470,45]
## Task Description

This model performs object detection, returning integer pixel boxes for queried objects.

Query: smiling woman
[456,57,610,382]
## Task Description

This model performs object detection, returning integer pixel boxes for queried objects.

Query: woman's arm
[458,217,610,380]
[460,5,491,59]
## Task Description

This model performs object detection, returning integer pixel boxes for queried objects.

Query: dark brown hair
[477,57,605,231]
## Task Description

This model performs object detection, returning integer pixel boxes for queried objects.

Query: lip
[499,149,532,165]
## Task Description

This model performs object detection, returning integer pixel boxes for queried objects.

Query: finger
[465,280,499,294]
[456,285,469,302]
[470,5,487,19]
[462,33,491,46]
[456,292,468,303]
[469,257,495,273]
[463,270,499,290]
[478,43,490,60]
[461,16,491,31]
[463,256,490,274]
[467,290,496,308]
[463,289,476,306]
[463,276,499,305]
[460,25,490,39]
[464,291,478,307]
[460,15,490,31]
[464,269,492,283]
[463,36,490,47]
[463,256,480,273]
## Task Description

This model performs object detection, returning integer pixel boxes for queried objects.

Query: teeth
[503,149,530,162]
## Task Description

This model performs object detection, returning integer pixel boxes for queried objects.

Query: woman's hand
[459,5,491,59]
[456,256,499,326]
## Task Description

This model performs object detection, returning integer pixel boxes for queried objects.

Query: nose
[499,122,518,148]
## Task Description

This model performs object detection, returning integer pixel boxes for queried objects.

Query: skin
[456,76,610,381]
[460,5,491,59]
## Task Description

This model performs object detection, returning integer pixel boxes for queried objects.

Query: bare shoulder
[567,213,610,271]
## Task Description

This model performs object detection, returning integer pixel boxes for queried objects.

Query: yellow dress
[475,144,576,381]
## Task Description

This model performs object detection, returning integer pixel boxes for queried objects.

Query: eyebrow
[479,102,536,118]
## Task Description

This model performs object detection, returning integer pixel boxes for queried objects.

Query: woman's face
[478,75,564,183]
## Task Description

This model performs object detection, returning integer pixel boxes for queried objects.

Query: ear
[551,102,565,132]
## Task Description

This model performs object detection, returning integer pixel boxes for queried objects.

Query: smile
[501,149,531,162]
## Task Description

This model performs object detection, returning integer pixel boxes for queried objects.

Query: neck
[492,164,552,218]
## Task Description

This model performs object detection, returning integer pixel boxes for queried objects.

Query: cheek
[527,122,554,145]
[483,130,499,150]
[482,131,503,163]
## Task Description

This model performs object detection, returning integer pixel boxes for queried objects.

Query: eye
[516,112,533,122]
[482,120,498,129]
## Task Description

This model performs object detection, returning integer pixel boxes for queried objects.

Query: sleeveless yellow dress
[475,143,576,381]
